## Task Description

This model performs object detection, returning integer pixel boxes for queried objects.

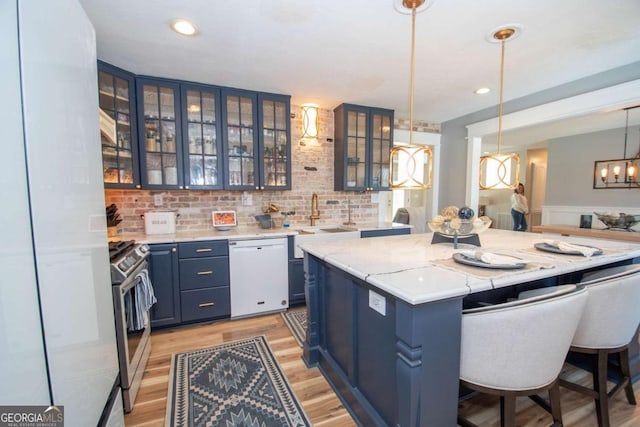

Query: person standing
[511,183,529,231]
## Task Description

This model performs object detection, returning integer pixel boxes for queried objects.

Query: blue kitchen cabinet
[222,89,291,190]
[98,61,140,189]
[149,243,181,327]
[180,83,224,189]
[98,63,291,192]
[178,240,230,322]
[334,103,393,191]
[258,93,292,190]
[136,77,184,189]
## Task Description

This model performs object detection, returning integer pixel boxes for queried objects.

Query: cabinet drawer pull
[197,270,213,275]
[195,248,212,253]
[199,302,215,307]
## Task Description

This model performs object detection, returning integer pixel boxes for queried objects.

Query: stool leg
[593,350,610,427]
[620,347,637,405]
[549,381,563,426]
[500,393,516,427]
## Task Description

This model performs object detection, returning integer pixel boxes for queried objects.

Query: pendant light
[389,0,434,189]
[479,27,521,190]
[594,106,640,189]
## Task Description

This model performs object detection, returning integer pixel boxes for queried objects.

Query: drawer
[179,240,228,258]
[180,257,229,290]
[180,287,230,322]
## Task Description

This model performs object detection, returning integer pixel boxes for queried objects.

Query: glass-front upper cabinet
[97,62,139,188]
[181,84,223,189]
[222,89,258,190]
[136,78,183,189]
[334,103,393,191]
[259,94,291,190]
[370,109,393,190]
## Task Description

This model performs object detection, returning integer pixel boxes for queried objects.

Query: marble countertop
[111,222,410,244]
[298,229,640,305]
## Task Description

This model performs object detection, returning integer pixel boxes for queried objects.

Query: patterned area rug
[281,307,307,348]
[166,336,310,427]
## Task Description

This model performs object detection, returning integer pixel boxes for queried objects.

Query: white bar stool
[458,285,587,427]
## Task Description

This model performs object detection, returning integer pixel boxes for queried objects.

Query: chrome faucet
[310,193,320,226]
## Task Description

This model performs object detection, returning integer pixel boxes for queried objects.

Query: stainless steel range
[108,240,154,413]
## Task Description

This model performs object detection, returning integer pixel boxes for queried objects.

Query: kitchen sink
[293,225,360,257]
[297,225,357,234]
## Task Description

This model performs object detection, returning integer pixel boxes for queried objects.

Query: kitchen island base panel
[303,255,462,426]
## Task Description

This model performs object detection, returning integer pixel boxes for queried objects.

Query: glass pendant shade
[479,152,520,190]
[390,144,433,189]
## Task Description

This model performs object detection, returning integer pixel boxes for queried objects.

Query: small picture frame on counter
[580,214,592,229]
[212,210,237,231]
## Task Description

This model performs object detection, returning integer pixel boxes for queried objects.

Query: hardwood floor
[126,312,640,426]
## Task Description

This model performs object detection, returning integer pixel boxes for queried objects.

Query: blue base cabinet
[178,240,230,323]
[149,243,180,328]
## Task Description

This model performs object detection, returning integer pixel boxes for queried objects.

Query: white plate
[534,242,602,256]
[452,252,526,269]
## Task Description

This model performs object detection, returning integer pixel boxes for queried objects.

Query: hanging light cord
[409,3,417,146]
[497,37,506,155]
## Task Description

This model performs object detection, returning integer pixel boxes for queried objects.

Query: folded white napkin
[460,250,524,266]
[543,240,599,257]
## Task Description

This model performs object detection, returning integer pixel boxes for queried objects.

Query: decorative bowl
[593,212,640,231]
[427,217,492,236]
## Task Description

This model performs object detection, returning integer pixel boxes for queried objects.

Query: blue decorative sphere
[458,206,475,220]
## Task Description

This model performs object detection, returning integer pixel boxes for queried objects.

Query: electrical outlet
[242,192,252,206]
[153,194,163,206]
[368,290,386,316]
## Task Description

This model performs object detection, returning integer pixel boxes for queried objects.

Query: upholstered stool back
[573,271,640,349]
[460,286,587,391]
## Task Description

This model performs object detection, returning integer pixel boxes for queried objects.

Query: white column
[465,136,482,211]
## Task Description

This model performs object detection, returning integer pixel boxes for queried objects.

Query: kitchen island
[298,229,640,426]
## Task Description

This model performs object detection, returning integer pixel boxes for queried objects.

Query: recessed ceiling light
[475,87,491,95]
[171,19,198,36]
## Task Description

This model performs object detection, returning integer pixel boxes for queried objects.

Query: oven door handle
[119,260,149,293]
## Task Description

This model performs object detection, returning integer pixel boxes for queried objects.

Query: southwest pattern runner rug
[281,307,307,348]
[166,336,310,426]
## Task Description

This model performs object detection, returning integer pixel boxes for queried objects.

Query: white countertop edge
[366,267,473,305]
[112,223,410,245]
[112,228,297,244]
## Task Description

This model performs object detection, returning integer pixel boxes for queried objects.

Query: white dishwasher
[229,237,289,318]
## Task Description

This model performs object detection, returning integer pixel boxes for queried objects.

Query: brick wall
[105,105,378,233]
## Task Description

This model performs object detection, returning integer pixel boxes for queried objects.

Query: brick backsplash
[105,105,379,233]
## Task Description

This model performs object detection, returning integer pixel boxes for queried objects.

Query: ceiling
[79,0,640,124]
[482,105,640,152]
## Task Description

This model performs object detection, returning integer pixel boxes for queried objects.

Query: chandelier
[593,106,640,189]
